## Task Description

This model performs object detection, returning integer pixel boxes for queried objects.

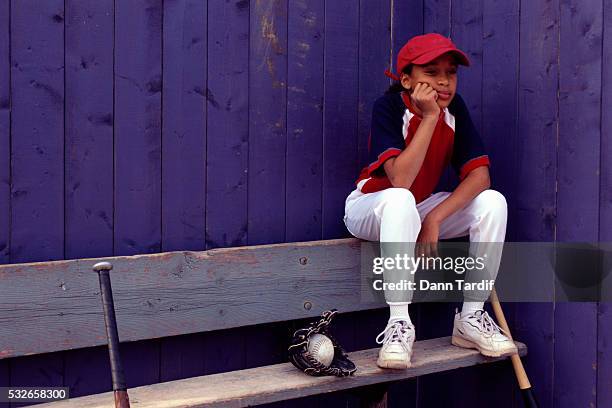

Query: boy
[344,33,517,369]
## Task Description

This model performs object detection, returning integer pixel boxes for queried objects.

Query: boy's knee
[380,188,416,208]
[378,188,418,218]
[474,189,507,217]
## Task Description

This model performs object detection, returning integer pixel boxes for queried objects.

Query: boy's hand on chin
[410,82,440,118]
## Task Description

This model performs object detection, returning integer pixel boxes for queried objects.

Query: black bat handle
[93,262,128,393]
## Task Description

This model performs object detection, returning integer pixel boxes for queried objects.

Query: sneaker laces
[375,320,414,350]
[470,310,507,337]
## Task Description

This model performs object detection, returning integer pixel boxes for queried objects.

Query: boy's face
[400,53,459,109]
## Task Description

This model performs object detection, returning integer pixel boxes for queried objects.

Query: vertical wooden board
[65,0,114,260]
[248,0,287,245]
[358,0,391,167]
[202,328,246,375]
[122,340,160,388]
[392,0,423,62]
[0,361,6,408]
[513,1,559,407]
[10,0,64,263]
[159,0,208,385]
[205,0,249,249]
[0,0,8,265]
[451,0,483,135]
[317,311,358,408]
[9,354,63,408]
[285,0,324,242]
[321,0,359,239]
[598,2,612,407]
[160,334,206,382]
[114,0,162,256]
[482,0,519,240]
[555,1,602,407]
[63,347,111,398]
[424,0,450,36]
[161,0,207,253]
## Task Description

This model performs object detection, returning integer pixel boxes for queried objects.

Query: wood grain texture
[285,0,324,242]
[554,1,602,407]
[451,0,483,135]
[205,0,249,249]
[114,0,162,256]
[322,0,359,239]
[0,239,383,358]
[0,0,8,265]
[248,0,288,245]
[392,0,423,62]
[161,0,207,253]
[424,0,450,36]
[482,0,519,239]
[481,3,520,406]
[36,337,527,408]
[358,0,391,168]
[64,0,114,261]
[598,2,612,407]
[10,0,64,263]
[64,347,112,398]
[512,1,559,407]
[0,359,7,408]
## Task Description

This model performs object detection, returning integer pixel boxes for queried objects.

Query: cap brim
[412,47,471,66]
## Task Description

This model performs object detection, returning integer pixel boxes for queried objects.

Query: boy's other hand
[416,216,440,258]
[410,82,440,119]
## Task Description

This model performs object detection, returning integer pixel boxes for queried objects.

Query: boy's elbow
[388,174,413,190]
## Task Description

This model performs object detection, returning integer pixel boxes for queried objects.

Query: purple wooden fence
[0,0,610,407]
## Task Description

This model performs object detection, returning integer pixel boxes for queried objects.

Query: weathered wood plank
[161,0,207,253]
[482,0,519,240]
[0,239,383,359]
[598,2,612,406]
[0,0,9,265]
[481,2,521,407]
[512,1,560,406]
[0,359,7,408]
[321,0,359,239]
[248,0,288,245]
[65,0,114,260]
[159,0,208,386]
[9,1,66,400]
[64,347,111,398]
[392,0,423,60]
[358,0,390,168]
[285,0,324,242]
[36,337,527,408]
[554,1,602,407]
[10,0,64,263]
[114,0,162,256]
[205,0,249,249]
[424,0,450,36]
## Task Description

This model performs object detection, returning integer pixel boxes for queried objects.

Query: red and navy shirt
[355,91,490,203]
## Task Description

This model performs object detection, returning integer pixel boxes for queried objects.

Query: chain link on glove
[288,309,357,377]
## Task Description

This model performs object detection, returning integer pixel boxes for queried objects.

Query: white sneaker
[452,309,518,357]
[375,319,415,369]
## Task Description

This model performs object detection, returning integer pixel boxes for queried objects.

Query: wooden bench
[0,238,526,407]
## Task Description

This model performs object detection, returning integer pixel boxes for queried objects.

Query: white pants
[344,188,507,303]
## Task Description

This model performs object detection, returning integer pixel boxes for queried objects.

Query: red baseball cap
[385,33,470,80]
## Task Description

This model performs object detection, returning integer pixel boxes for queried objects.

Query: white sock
[461,301,484,318]
[388,302,412,325]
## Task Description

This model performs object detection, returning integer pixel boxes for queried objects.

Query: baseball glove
[288,309,357,377]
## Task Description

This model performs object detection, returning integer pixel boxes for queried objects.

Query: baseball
[307,334,335,367]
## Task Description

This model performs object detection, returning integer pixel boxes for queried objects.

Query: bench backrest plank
[0,238,381,359]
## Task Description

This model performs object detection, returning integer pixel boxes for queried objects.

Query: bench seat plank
[35,337,527,408]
